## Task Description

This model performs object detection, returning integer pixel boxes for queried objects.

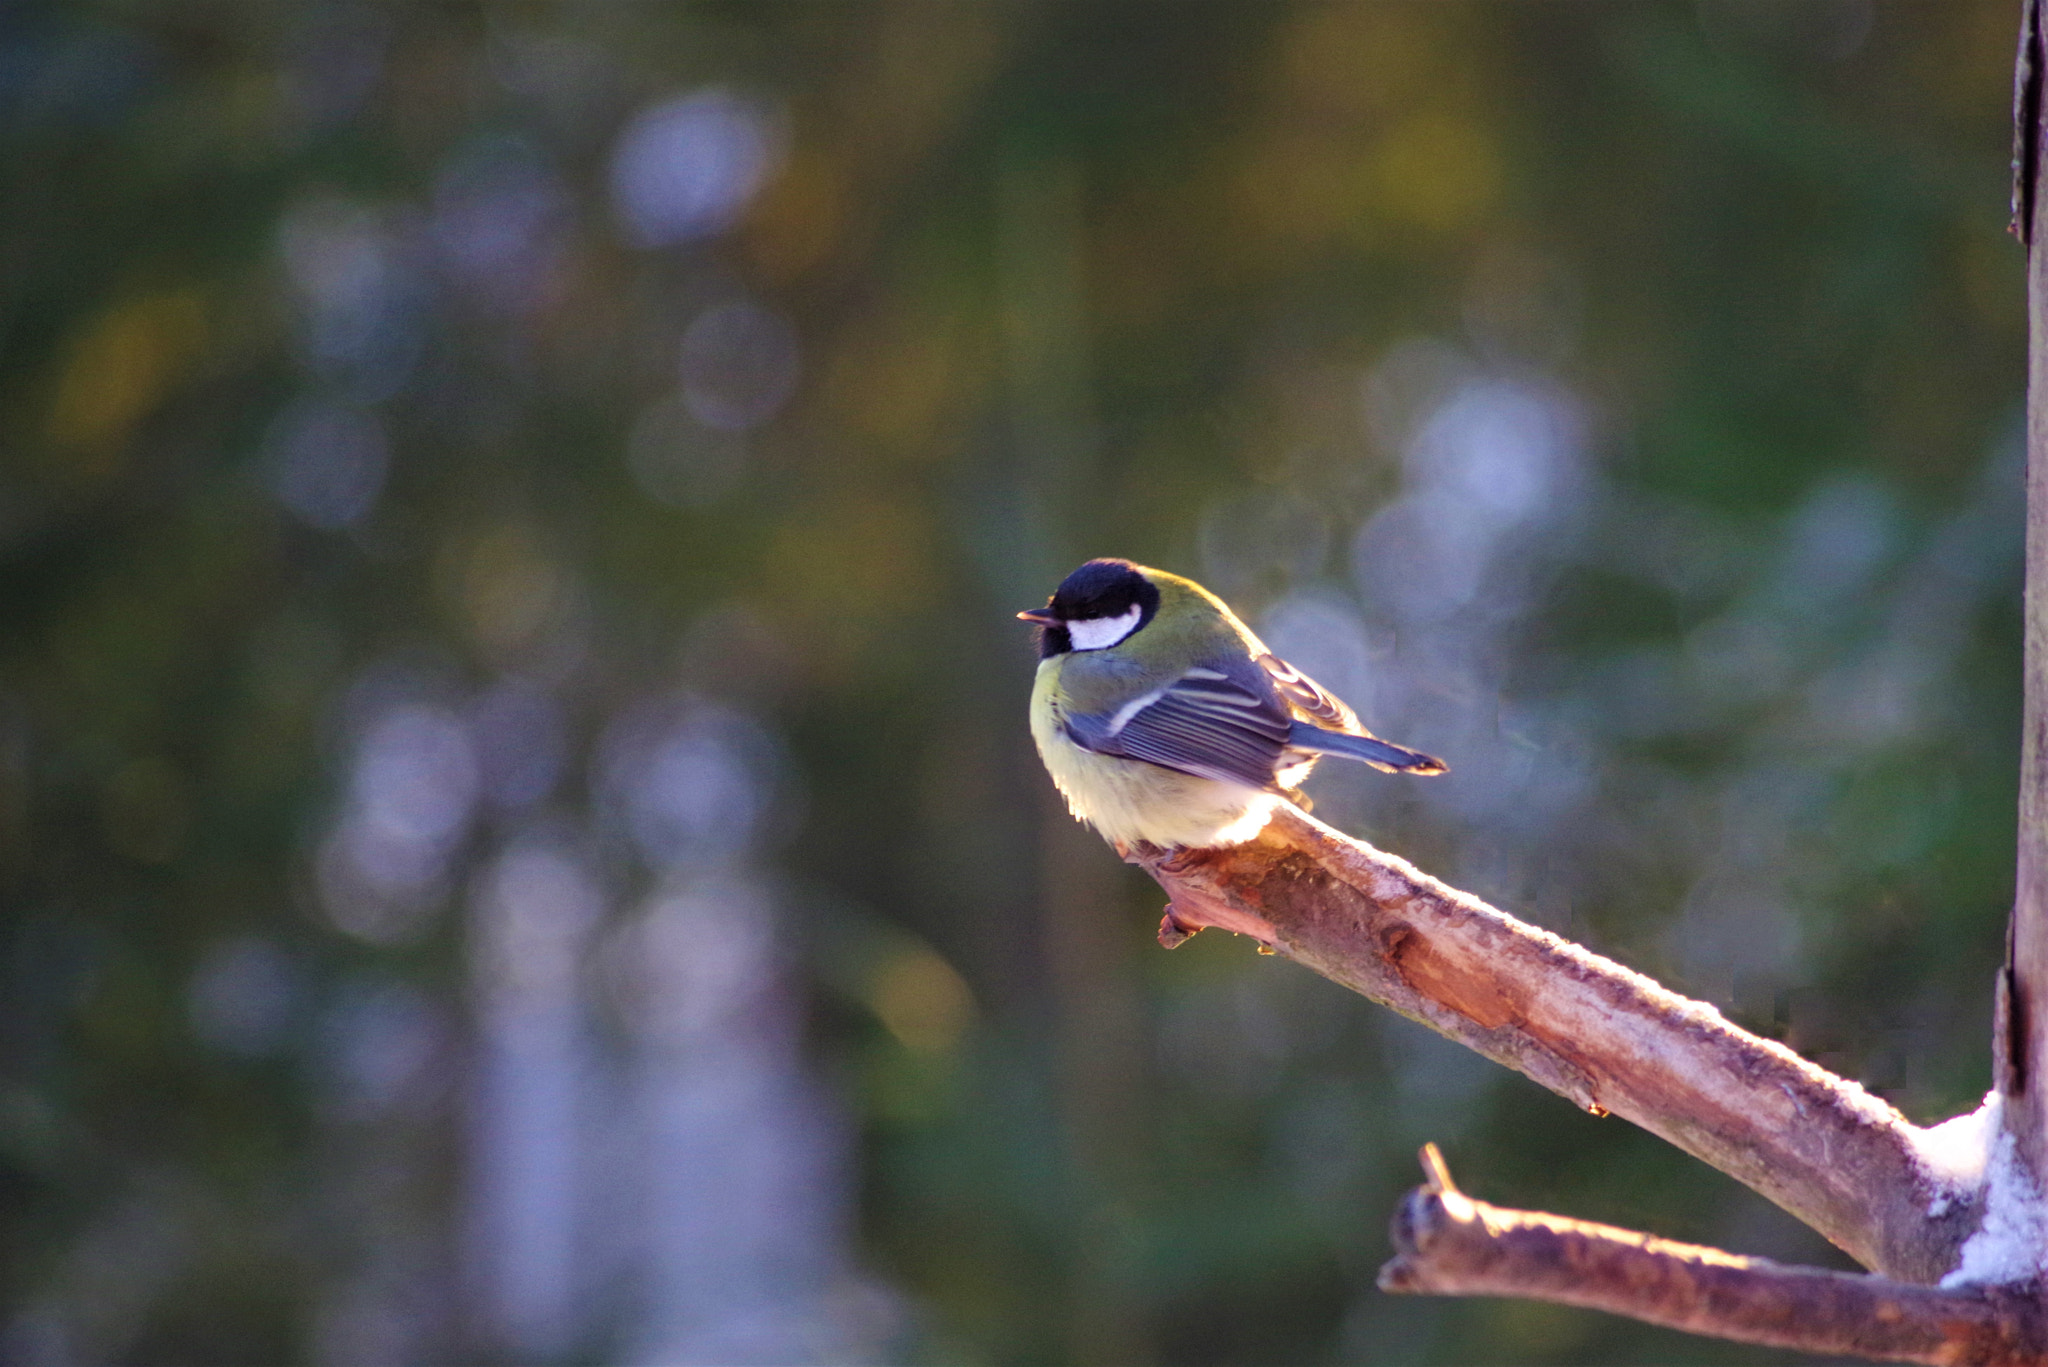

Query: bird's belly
[1030,712,1281,850]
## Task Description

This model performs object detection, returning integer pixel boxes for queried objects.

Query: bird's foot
[1157,904,1198,949]
[1148,881,1282,955]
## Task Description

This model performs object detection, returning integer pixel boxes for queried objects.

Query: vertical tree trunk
[2006,0,2048,1183]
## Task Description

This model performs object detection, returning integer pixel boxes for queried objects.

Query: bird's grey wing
[1257,652,1361,732]
[1062,668,1291,789]
[1255,652,1449,773]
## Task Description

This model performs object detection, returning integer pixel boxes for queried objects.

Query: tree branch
[2010,0,2048,1206]
[1378,1146,2047,1367]
[1130,805,1976,1283]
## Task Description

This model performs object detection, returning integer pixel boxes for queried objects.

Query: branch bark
[2009,0,2048,1204]
[1379,1146,2046,1367]
[1131,805,1975,1283]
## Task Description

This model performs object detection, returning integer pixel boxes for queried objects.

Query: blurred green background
[0,1,2029,1363]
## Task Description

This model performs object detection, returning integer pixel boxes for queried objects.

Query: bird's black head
[1018,558,1161,657]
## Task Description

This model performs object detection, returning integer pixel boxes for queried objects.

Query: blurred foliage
[0,1,2030,1364]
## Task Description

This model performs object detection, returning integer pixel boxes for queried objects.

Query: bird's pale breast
[1029,657,1281,848]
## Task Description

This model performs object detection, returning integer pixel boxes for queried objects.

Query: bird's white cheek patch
[1066,604,1144,651]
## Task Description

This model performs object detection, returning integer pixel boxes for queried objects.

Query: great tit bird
[1020,558,1445,850]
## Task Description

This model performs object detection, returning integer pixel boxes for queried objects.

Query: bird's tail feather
[1288,722,1447,775]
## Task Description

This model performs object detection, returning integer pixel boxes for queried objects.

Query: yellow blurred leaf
[1373,110,1501,233]
[45,288,210,476]
[870,946,975,1054]
[744,146,849,282]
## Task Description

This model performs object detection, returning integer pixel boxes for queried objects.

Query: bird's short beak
[1016,608,1059,626]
